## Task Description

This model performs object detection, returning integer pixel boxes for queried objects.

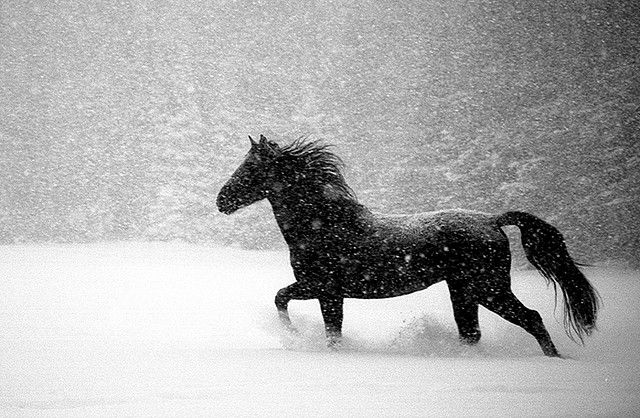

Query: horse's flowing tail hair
[496,211,601,343]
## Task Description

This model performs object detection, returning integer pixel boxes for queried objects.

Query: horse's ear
[248,135,257,147]
[257,134,280,158]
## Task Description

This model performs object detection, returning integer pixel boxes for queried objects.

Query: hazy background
[1,0,638,264]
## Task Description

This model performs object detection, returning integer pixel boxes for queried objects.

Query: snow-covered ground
[0,243,638,417]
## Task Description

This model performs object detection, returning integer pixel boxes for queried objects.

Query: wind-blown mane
[278,138,357,202]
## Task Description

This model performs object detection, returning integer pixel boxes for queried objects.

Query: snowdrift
[1,243,638,416]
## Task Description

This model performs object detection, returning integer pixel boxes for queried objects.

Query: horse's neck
[268,187,329,223]
[267,185,366,242]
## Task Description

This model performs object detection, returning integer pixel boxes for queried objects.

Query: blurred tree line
[1,0,638,265]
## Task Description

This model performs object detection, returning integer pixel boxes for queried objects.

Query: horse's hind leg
[448,281,481,345]
[480,284,560,357]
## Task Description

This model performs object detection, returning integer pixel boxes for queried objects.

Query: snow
[0,243,638,417]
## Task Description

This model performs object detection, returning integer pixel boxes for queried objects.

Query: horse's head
[217,135,281,214]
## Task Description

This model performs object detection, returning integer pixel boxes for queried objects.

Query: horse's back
[369,209,511,272]
[329,209,511,298]
[370,209,505,246]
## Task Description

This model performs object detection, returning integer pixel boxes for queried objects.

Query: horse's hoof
[459,333,481,346]
[280,322,299,335]
[326,337,343,350]
[542,344,561,358]
[543,349,562,358]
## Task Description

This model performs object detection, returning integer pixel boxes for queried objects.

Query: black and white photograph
[1,0,638,416]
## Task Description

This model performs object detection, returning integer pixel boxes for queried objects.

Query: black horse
[216,135,600,357]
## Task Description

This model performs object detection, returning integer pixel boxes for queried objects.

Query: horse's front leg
[274,282,316,332]
[319,297,344,348]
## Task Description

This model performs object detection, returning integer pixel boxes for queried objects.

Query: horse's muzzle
[216,190,237,215]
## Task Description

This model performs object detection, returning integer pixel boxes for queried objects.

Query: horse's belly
[340,263,443,299]
[338,236,507,299]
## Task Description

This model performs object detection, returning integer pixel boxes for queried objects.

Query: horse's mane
[278,138,358,202]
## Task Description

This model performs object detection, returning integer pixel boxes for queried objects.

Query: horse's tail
[496,211,600,343]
